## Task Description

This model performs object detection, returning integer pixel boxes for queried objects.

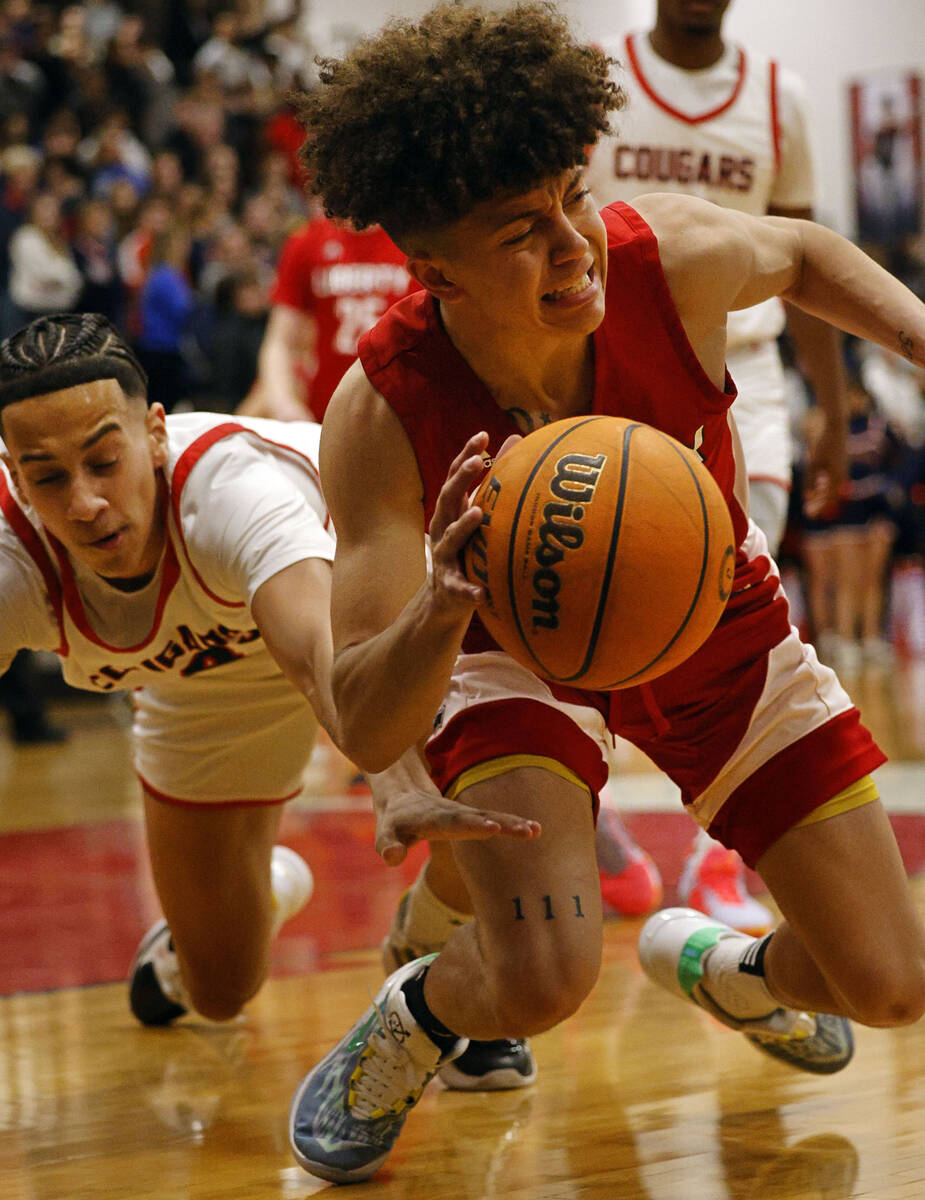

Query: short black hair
[292,2,624,244]
[0,313,148,414]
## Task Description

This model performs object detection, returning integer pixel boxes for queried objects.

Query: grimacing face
[411,169,608,347]
[1,377,169,582]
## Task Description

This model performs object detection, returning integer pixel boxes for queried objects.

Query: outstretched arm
[251,556,341,742]
[636,193,925,381]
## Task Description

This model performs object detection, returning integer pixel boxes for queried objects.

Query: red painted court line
[1,809,923,995]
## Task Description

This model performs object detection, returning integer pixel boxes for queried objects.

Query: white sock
[397,867,472,952]
[701,933,778,1019]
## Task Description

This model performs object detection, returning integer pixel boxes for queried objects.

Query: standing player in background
[284,5,925,1183]
[242,213,418,422]
[584,0,849,934]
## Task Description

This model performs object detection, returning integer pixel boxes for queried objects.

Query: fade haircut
[293,2,624,245]
[0,313,148,417]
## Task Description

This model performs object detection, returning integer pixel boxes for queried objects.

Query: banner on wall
[849,69,922,248]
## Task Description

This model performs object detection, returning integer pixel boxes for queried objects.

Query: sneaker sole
[438,1059,537,1091]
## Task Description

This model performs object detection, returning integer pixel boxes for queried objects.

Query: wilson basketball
[463,415,735,689]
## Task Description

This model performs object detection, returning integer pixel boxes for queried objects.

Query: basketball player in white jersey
[0,312,536,1035]
[584,0,848,934]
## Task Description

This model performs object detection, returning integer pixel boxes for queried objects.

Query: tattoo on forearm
[511,894,586,920]
[898,330,915,360]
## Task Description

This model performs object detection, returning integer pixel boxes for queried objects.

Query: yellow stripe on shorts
[446,754,590,800]
[793,775,879,828]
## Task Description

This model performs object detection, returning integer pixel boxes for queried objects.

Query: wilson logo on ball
[463,415,735,690]
[531,453,607,631]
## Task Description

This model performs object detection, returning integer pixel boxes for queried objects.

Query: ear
[1,452,26,506]
[145,403,169,469]
[406,256,465,303]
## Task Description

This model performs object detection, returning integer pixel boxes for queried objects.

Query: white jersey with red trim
[0,414,334,803]
[587,32,816,349]
[0,413,332,693]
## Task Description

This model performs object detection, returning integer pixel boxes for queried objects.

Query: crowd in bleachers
[0,0,318,413]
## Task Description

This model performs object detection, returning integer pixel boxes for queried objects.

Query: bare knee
[490,951,600,1036]
[181,949,267,1022]
[839,957,925,1028]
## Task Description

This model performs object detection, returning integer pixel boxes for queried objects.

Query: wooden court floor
[1,661,925,1199]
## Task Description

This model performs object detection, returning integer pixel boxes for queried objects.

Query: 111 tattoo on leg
[512,894,586,920]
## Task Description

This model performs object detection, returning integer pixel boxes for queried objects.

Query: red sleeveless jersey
[359,201,748,545]
[358,202,772,661]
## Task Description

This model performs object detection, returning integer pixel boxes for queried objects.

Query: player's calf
[130,846,313,1026]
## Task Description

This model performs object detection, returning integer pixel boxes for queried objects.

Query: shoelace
[349,1003,438,1120]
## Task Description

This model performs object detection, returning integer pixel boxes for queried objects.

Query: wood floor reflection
[3,899,925,1200]
[1,660,925,1199]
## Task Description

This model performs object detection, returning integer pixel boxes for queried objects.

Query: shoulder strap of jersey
[170,420,329,607]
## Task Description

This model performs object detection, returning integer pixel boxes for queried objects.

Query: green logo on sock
[677,927,724,997]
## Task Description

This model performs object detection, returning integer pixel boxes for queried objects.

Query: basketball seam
[602,431,714,688]
[561,422,637,682]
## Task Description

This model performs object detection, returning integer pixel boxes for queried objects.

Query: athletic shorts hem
[704,708,887,868]
[137,772,300,808]
[427,697,608,810]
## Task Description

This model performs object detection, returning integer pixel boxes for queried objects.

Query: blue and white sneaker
[289,955,467,1183]
[639,907,853,1076]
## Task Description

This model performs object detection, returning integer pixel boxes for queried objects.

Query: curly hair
[0,313,148,415]
[293,3,624,244]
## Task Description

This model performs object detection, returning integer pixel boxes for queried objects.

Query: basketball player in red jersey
[244,214,418,422]
[584,0,851,934]
[286,5,925,1183]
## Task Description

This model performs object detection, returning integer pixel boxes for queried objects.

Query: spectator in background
[3,190,83,336]
[79,109,151,198]
[192,10,271,98]
[135,225,193,412]
[149,148,184,206]
[0,28,47,140]
[103,14,175,146]
[162,89,226,182]
[40,152,86,228]
[245,215,416,423]
[197,220,257,300]
[803,371,907,676]
[73,195,123,323]
[202,141,240,216]
[0,143,41,290]
[209,267,268,411]
[0,650,67,745]
[117,192,168,330]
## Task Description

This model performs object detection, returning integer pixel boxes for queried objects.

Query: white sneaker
[271,845,314,933]
[639,907,854,1075]
[677,834,772,936]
